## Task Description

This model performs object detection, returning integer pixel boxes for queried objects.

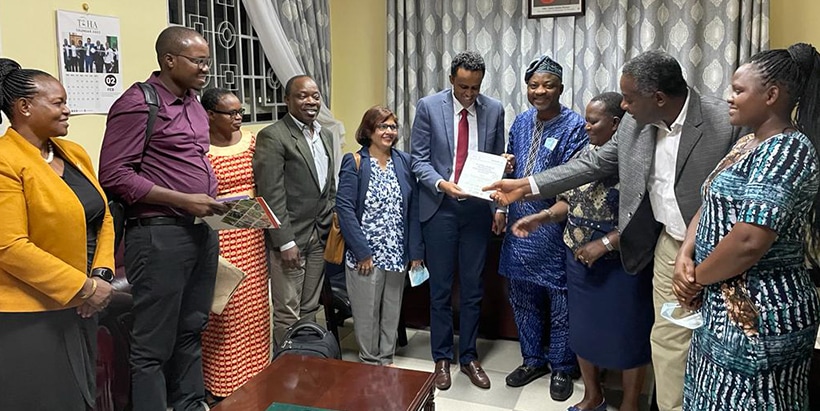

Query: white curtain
[241,0,345,176]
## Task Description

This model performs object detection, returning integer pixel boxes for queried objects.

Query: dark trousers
[422,197,491,364]
[125,224,218,411]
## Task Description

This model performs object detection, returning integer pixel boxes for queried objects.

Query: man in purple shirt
[99,26,226,411]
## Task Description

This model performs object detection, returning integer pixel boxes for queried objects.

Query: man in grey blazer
[486,51,738,411]
[411,51,506,390]
[253,75,336,344]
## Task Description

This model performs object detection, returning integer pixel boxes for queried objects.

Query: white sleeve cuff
[528,176,540,196]
[280,241,297,252]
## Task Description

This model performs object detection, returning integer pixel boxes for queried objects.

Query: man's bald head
[155,26,204,61]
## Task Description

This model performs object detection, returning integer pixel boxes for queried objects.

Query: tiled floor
[332,319,652,411]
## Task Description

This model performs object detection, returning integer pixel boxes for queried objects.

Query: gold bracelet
[542,208,554,220]
[80,278,98,300]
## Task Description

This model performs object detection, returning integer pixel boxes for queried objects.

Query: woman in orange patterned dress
[201,88,271,400]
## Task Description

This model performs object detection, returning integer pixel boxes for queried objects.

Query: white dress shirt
[647,91,690,241]
[435,93,478,191]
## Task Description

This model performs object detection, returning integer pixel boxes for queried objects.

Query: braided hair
[0,58,51,123]
[748,43,820,140]
[749,43,820,277]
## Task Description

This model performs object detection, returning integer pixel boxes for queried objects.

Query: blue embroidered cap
[524,54,563,83]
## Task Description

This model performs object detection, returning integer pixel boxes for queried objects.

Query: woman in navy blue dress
[512,93,653,411]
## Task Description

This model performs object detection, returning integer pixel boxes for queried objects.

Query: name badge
[543,137,558,151]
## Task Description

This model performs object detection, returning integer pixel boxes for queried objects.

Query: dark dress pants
[125,223,218,411]
[423,197,492,365]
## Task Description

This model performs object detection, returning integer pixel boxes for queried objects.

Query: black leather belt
[127,216,197,227]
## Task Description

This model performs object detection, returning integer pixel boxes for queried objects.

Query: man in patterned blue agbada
[497,54,588,401]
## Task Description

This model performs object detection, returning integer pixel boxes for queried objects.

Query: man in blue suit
[411,51,506,390]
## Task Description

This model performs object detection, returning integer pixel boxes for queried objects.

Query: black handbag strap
[136,82,159,171]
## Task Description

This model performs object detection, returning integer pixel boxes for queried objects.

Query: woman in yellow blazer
[0,58,115,410]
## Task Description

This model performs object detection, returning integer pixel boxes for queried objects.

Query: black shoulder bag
[107,82,159,248]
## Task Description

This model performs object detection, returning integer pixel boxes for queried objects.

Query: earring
[23,112,30,117]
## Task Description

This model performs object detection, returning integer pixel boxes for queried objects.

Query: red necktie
[454,108,469,183]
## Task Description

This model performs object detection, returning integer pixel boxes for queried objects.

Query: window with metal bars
[168,0,287,123]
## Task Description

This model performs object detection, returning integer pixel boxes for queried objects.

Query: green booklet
[266,403,336,411]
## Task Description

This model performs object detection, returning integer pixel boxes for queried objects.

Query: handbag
[324,152,361,264]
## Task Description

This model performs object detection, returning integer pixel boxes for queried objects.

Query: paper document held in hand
[457,151,508,201]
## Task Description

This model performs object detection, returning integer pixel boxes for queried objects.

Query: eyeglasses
[376,123,398,132]
[211,108,246,117]
[171,54,211,69]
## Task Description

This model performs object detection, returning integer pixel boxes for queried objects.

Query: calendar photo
[56,10,122,114]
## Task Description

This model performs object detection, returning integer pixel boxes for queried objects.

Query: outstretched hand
[510,212,548,238]
[483,178,531,207]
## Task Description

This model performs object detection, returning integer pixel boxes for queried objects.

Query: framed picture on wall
[527,0,585,18]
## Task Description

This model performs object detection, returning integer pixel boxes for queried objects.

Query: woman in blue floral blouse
[512,92,653,411]
[336,106,424,366]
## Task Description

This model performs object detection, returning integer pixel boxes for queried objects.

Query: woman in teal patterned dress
[673,43,820,410]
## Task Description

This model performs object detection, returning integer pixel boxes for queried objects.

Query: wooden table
[212,355,435,411]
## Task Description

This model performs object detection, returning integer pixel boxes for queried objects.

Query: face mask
[409,265,430,287]
[660,302,704,330]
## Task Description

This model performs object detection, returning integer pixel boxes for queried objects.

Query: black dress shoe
[505,364,550,387]
[550,371,574,402]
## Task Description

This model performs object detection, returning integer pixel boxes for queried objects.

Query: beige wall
[0,1,816,160]
[770,0,820,48]
[329,0,386,152]
[0,0,168,164]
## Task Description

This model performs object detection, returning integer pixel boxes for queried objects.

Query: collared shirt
[98,71,217,218]
[450,93,478,182]
[435,93,478,192]
[647,90,690,241]
[289,114,328,191]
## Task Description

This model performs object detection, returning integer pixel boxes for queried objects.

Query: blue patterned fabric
[499,106,588,289]
[684,132,820,410]
[345,158,405,272]
[508,277,575,371]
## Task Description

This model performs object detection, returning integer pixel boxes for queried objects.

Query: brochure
[202,195,281,231]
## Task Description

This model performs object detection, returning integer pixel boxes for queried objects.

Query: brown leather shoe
[434,359,451,390]
[460,360,491,389]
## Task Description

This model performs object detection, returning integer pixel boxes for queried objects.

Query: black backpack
[107,82,160,249]
[273,319,341,360]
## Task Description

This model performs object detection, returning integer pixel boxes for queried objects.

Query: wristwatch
[90,267,115,283]
[601,235,615,252]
